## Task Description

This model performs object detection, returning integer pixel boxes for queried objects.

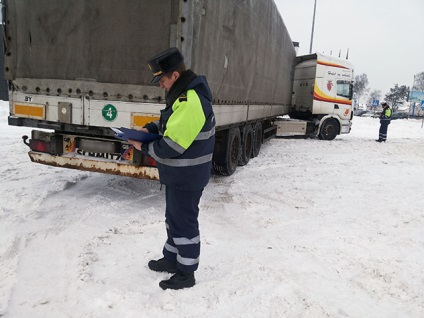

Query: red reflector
[30,140,49,153]
[147,157,156,167]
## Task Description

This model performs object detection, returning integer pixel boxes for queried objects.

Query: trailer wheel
[318,118,339,140]
[212,127,241,176]
[238,124,253,166]
[252,121,263,158]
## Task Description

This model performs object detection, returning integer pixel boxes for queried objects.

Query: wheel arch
[317,115,341,133]
[317,116,341,140]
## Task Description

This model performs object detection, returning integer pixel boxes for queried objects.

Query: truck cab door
[334,80,353,118]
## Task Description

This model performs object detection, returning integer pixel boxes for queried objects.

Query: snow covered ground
[1,100,423,318]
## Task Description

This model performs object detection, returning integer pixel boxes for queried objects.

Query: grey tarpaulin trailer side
[0,4,8,101]
[4,0,297,177]
[4,0,295,104]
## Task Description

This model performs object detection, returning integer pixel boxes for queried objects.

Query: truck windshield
[337,80,353,99]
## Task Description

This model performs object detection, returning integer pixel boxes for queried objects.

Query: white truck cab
[278,53,354,140]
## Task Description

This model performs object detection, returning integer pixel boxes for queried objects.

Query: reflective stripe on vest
[149,142,213,167]
[195,126,215,141]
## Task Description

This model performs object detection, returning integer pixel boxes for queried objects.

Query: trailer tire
[212,127,241,176]
[252,121,263,158]
[318,118,339,140]
[238,124,253,166]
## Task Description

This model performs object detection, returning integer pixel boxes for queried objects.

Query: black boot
[159,271,195,290]
[375,139,383,142]
[148,257,177,274]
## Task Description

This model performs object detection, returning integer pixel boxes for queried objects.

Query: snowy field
[1,100,423,318]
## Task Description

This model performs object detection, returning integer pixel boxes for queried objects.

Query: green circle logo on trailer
[102,104,117,122]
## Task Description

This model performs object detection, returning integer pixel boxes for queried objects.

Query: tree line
[353,71,424,111]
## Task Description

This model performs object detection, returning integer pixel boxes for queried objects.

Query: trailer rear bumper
[29,151,160,180]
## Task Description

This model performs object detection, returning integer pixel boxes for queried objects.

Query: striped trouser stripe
[173,236,200,245]
[164,243,178,254]
[177,254,199,266]
[164,244,200,266]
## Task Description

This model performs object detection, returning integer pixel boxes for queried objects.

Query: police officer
[376,102,392,142]
[128,47,215,290]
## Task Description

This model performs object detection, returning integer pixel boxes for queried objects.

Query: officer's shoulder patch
[178,93,187,102]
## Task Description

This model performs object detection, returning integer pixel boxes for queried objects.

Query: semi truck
[2,0,354,179]
[276,53,354,139]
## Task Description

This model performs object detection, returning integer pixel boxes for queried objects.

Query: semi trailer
[3,0,354,179]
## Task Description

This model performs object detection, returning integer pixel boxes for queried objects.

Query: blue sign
[372,99,379,107]
[410,91,424,103]
[420,100,424,110]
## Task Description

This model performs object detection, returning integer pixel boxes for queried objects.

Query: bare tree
[366,90,382,109]
[412,72,424,91]
[353,73,370,103]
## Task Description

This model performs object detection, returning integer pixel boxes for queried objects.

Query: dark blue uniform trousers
[379,120,390,141]
[162,186,203,273]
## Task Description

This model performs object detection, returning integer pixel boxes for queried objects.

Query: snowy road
[1,101,424,317]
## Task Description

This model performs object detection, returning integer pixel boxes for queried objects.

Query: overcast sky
[274,0,424,98]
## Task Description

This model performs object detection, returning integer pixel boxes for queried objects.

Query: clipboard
[111,127,162,142]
